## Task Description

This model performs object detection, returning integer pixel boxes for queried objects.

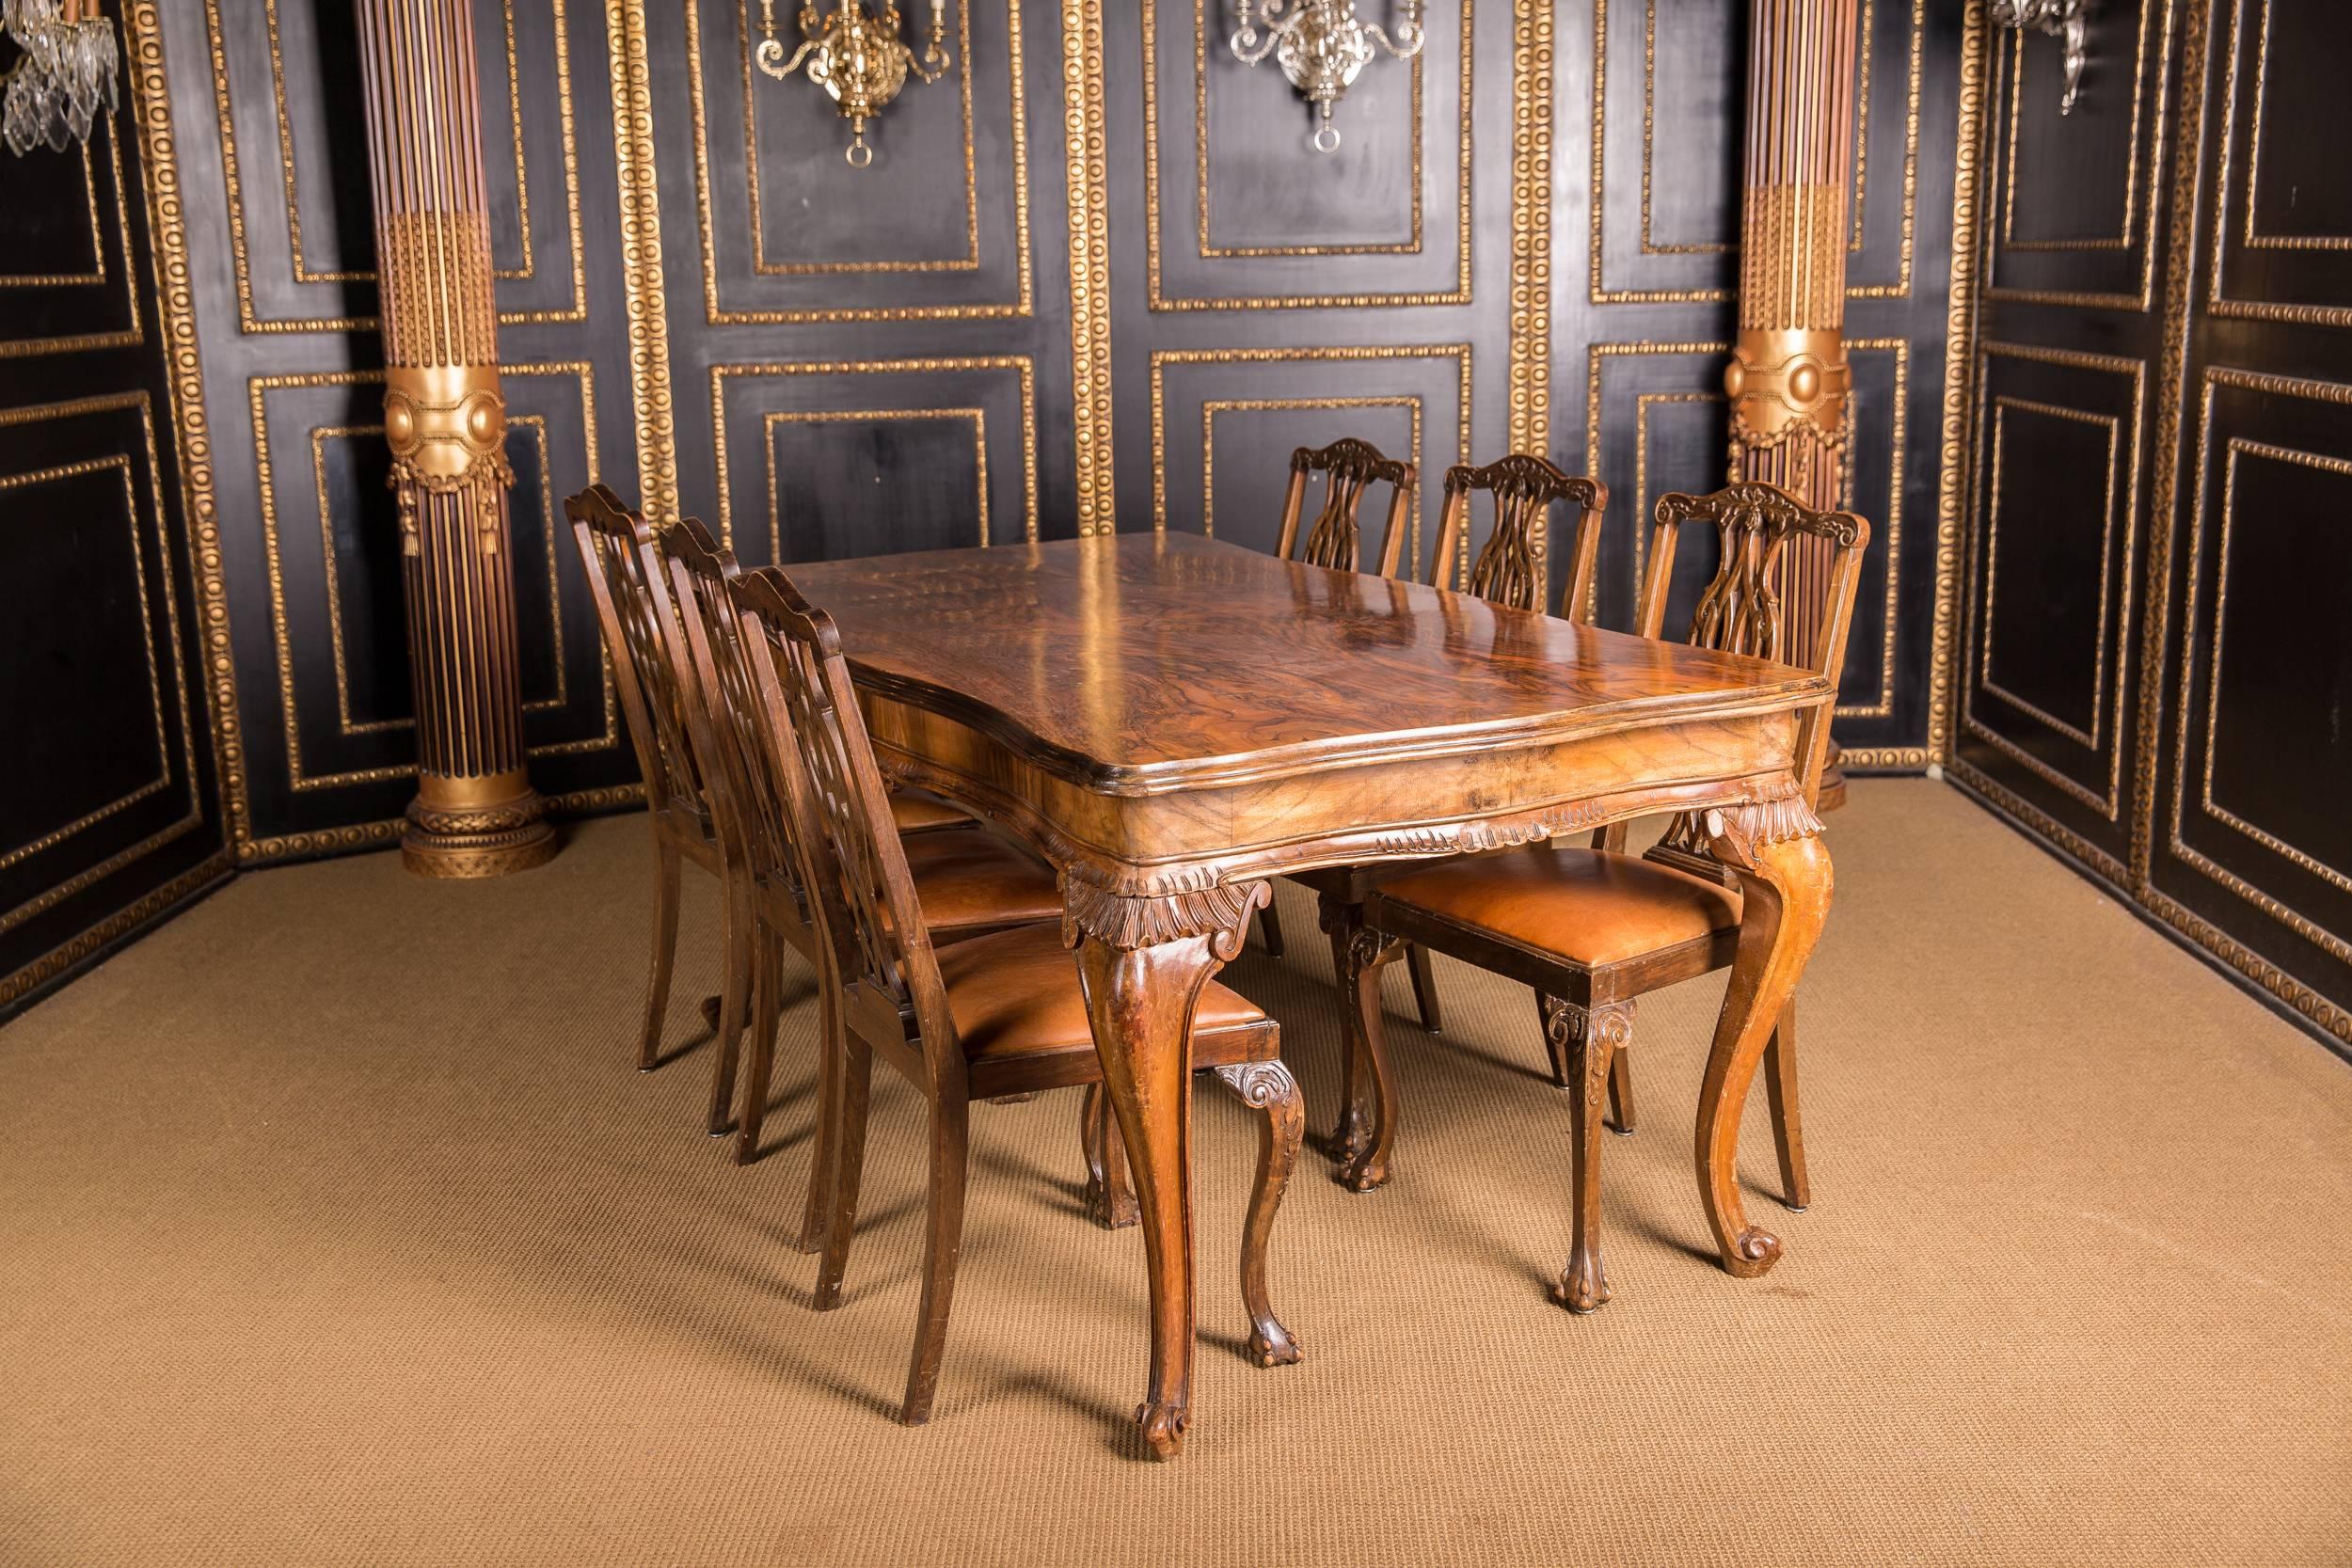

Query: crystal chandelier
[755,1,953,169]
[3,0,118,157]
[1989,0,2090,116]
[1229,0,1422,153]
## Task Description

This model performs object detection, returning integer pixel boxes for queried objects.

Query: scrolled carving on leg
[1320,898,1402,1192]
[1550,1000,1631,1313]
[1216,1058,1304,1369]
[1693,802,1833,1279]
[1068,878,1268,1462]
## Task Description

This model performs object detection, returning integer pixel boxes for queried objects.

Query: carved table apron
[787,533,1836,1460]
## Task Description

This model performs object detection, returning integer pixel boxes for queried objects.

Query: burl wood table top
[784,533,1827,796]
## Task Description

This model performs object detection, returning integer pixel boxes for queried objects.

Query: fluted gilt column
[1727,0,1861,807]
[357,0,555,877]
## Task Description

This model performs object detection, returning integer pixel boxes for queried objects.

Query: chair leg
[812,1037,873,1311]
[1325,901,1398,1192]
[1547,998,1633,1313]
[637,836,683,1071]
[733,925,787,1165]
[1080,1081,1139,1229]
[1216,1059,1304,1368]
[900,1094,972,1426]
[704,879,755,1136]
[1607,1040,1637,1135]
[1318,895,1370,1166]
[1405,943,1442,1033]
[1255,903,1286,958]
[1764,998,1810,1212]
[795,965,847,1253]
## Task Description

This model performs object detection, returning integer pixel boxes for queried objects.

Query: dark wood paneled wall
[0,4,234,1013]
[1953,0,2352,1051]
[9,1,1984,1006]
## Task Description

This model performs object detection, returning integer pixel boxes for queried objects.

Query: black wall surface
[0,3,235,1013]
[1952,0,2352,1050]
[10,1,1987,1009]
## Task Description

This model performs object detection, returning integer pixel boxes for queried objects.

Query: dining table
[784,531,1837,1459]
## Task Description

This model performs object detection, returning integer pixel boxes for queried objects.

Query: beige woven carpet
[4,779,2348,1567]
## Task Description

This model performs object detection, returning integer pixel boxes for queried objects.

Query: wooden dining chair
[1275,436,1418,578]
[658,517,1069,1171]
[567,484,754,1087]
[734,566,1307,1426]
[1319,453,1610,1190]
[1357,482,1869,1309]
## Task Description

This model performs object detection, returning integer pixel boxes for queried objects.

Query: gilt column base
[400,769,557,879]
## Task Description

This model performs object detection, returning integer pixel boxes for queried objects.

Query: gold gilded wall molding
[127,0,247,851]
[757,407,1027,558]
[609,0,678,521]
[2205,0,2352,325]
[740,0,980,274]
[1590,0,1921,306]
[1199,394,1423,562]
[237,784,644,868]
[1962,339,2146,822]
[1506,0,1551,458]
[708,357,1039,554]
[2166,367,2352,956]
[1148,346,1472,561]
[0,135,111,286]
[1975,394,2121,751]
[1062,0,1114,531]
[1981,0,2174,311]
[2129,0,2214,886]
[1191,0,1423,259]
[0,114,142,358]
[206,0,589,334]
[1141,0,1473,309]
[1948,754,2128,882]
[687,0,1035,318]
[2236,0,2352,252]
[1995,0,2158,253]
[0,394,206,927]
[1929,0,1986,763]
[0,849,234,1012]
[2145,886,2352,1045]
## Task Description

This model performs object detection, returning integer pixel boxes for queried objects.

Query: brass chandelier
[3,0,118,156]
[755,0,954,168]
[1228,0,1423,153]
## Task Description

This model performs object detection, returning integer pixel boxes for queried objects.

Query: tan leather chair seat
[899,830,1064,934]
[888,790,972,833]
[1374,843,1740,968]
[933,925,1274,1080]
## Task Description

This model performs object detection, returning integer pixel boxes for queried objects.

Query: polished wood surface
[782,531,1838,1459]
[1364,482,1870,1308]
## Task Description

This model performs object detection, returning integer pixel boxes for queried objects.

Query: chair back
[660,518,801,895]
[1428,453,1607,619]
[564,483,708,821]
[1274,437,1416,578]
[1639,482,1871,803]
[731,568,960,1086]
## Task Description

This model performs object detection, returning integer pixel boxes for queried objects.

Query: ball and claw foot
[1248,1324,1303,1369]
[1334,1150,1389,1193]
[1550,1255,1611,1314]
[1136,1401,1188,1461]
[1084,1182,1140,1230]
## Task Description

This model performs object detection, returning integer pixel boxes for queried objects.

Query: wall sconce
[755,0,953,168]
[1989,0,2090,116]
[1228,0,1423,153]
[3,0,119,156]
